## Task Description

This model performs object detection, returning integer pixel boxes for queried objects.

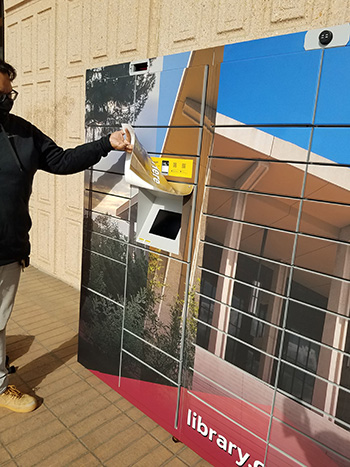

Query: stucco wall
[4,0,350,288]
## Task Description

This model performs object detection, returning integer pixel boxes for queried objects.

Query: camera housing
[319,30,333,46]
[304,24,350,50]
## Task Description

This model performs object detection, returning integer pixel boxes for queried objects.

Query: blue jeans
[0,262,21,393]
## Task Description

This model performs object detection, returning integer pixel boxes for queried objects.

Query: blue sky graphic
[133,52,190,155]
[156,52,190,153]
[218,33,350,164]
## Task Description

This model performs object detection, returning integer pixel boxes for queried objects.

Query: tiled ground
[0,267,211,467]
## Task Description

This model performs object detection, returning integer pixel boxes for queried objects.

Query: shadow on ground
[7,334,78,391]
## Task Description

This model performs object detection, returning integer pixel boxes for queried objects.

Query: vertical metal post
[0,0,4,60]
[118,75,137,385]
[174,64,209,429]
[263,48,325,466]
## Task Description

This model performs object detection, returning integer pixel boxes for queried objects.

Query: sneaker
[0,385,37,413]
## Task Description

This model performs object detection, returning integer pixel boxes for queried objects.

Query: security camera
[304,24,350,50]
[319,30,333,46]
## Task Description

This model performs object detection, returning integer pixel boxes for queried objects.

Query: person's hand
[109,129,133,152]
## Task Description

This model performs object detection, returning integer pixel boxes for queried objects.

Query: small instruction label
[151,157,193,179]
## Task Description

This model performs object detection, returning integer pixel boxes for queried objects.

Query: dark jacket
[0,113,112,265]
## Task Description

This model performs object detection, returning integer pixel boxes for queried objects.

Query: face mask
[0,96,14,119]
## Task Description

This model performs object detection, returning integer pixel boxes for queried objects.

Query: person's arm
[36,127,131,175]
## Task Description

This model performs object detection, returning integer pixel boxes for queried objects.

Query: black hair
[0,59,17,81]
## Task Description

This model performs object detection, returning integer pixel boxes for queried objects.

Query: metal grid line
[123,327,181,363]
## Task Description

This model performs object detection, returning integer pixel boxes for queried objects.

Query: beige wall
[4,0,350,288]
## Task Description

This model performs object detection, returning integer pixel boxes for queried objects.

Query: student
[0,59,132,412]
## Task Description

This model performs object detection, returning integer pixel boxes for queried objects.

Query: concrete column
[208,162,269,357]
[259,264,289,381]
[313,226,350,415]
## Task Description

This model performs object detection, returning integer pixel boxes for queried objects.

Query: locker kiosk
[80,27,350,467]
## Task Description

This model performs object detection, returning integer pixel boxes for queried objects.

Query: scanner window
[149,209,182,240]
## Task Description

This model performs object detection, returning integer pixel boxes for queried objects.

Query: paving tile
[15,321,56,335]
[2,461,17,467]
[84,374,112,395]
[7,342,41,362]
[10,346,49,369]
[42,378,92,407]
[102,388,125,404]
[53,343,77,360]
[0,410,35,433]
[0,409,57,444]
[34,325,71,340]
[6,324,23,334]
[63,313,79,323]
[104,433,159,466]
[115,396,135,412]
[14,430,76,467]
[67,360,93,377]
[81,413,136,451]
[70,403,121,438]
[163,437,188,454]
[132,445,174,466]
[40,330,76,348]
[20,321,60,336]
[125,405,146,421]
[57,353,76,366]
[36,440,89,466]
[93,423,147,462]
[177,447,205,466]
[164,458,188,467]
[35,369,81,398]
[68,453,103,466]
[137,415,158,431]
[15,314,51,327]
[6,333,35,347]
[19,357,65,385]
[150,425,173,443]
[53,391,111,427]
[192,460,212,466]
[0,446,11,462]
[48,388,101,421]
[29,368,75,393]
[7,419,66,457]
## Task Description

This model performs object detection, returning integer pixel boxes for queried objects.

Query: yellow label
[151,157,193,179]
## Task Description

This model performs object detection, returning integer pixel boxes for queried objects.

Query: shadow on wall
[281,396,349,466]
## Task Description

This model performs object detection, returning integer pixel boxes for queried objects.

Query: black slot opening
[149,209,181,240]
[133,61,148,72]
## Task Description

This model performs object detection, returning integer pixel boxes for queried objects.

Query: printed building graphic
[78,27,350,466]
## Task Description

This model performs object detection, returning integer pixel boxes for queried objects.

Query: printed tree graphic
[85,63,156,130]
[79,214,198,388]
